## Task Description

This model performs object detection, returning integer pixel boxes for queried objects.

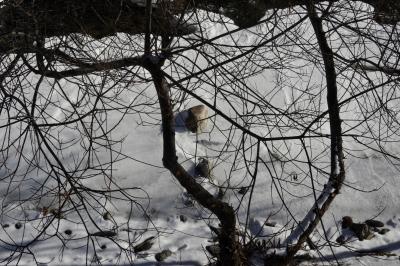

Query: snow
[1,3,400,266]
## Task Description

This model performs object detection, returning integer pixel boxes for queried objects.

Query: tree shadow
[175,110,189,133]
[320,240,400,262]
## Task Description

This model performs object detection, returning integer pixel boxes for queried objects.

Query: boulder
[341,216,353,229]
[133,236,155,253]
[155,249,172,262]
[185,105,208,133]
[378,228,390,235]
[341,216,375,241]
[195,158,211,178]
[350,223,374,241]
[365,219,384,228]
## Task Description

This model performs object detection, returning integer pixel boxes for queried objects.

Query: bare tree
[1,0,400,265]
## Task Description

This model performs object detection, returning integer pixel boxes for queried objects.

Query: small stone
[134,236,155,253]
[155,249,172,262]
[15,222,22,229]
[379,228,390,235]
[336,235,346,245]
[2,224,9,228]
[103,212,111,221]
[100,244,107,250]
[372,227,380,232]
[265,222,276,227]
[195,158,211,178]
[342,216,353,229]
[179,215,187,223]
[365,219,384,228]
[177,244,188,251]
[350,223,372,241]
[90,231,117,238]
[64,229,72,235]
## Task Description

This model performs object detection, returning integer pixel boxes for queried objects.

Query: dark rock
[15,222,22,229]
[100,244,107,250]
[336,234,346,245]
[155,249,172,262]
[365,219,384,228]
[90,230,117,238]
[195,158,211,178]
[179,215,187,223]
[134,236,155,253]
[372,227,380,232]
[64,229,72,235]
[2,224,9,228]
[379,228,390,235]
[350,223,373,241]
[265,222,276,227]
[102,211,111,221]
[342,216,353,229]
[177,244,188,251]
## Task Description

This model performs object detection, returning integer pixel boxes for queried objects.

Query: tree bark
[284,1,345,262]
[144,58,245,266]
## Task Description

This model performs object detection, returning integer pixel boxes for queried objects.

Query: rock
[265,222,277,227]
[133,236,155,253]
[341,216,353,229]
[185,105,208,133]
[336,234,346,245]
[365,219,384,228]
[2,224,9,228]
[102,211,111,221]
[350,223,373,241]
[206,244,220,257]
[177,244,188,251]
[379,228,390,235]
[179,215,187,223]
[100,244,107,250]
[90,230,117,238]
[64,229,72,235]
[195,158,211,178]
[155,249,172,262]
[15,222,22,229]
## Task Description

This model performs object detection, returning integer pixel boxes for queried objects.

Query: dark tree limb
[144,58,245,266]
[284,1,345,261]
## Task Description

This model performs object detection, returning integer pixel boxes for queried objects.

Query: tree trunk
[145,60,245,266]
